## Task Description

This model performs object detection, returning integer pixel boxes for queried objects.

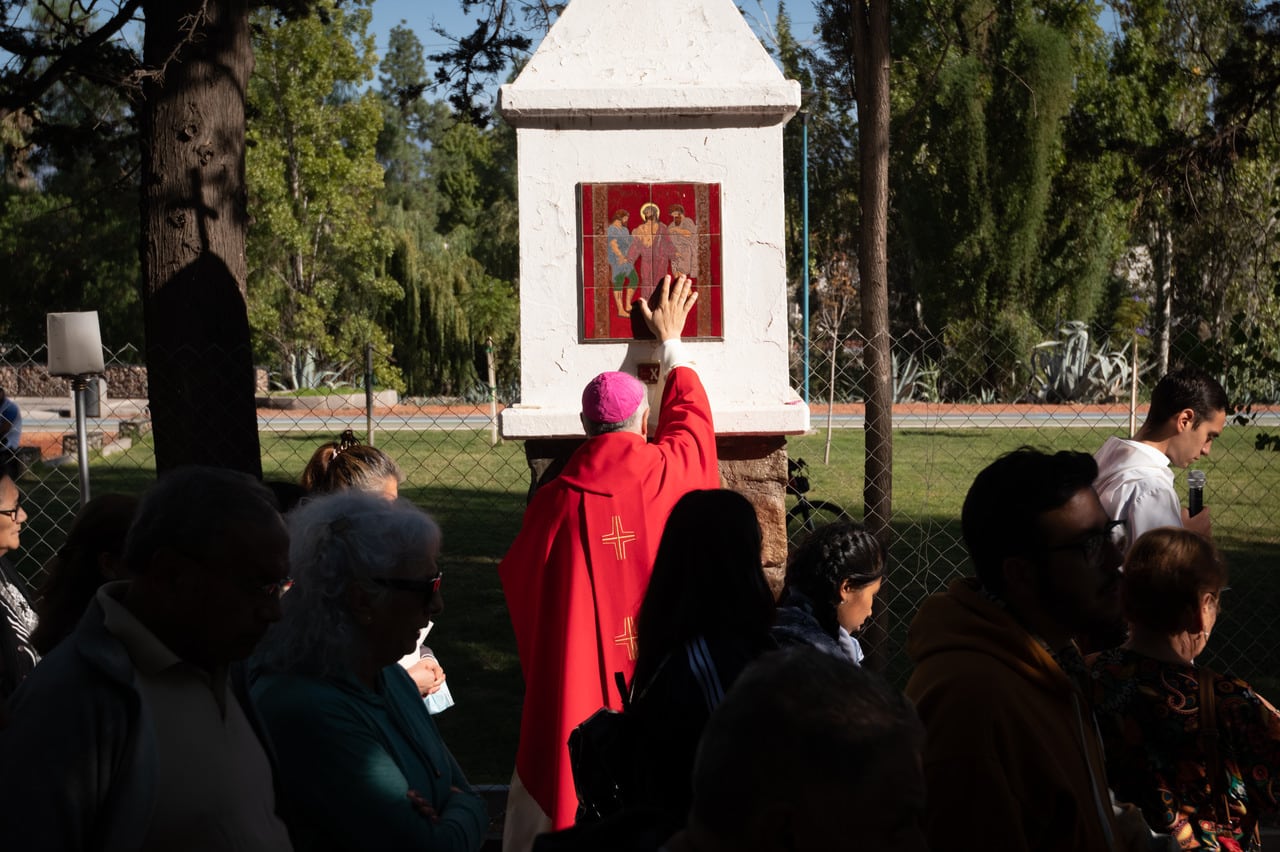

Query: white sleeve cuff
[659,339,695,373]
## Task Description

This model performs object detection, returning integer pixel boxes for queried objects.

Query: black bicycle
[786,456,851,540]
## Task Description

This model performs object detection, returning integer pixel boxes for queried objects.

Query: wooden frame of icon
[579,181,723,342]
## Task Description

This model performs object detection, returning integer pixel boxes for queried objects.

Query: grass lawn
[12,421,1280,782]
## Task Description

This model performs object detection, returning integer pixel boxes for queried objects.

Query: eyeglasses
[260,577,295,599]
[369,572,443,604]
[0,503,22,521]
[1045,520,1127,565]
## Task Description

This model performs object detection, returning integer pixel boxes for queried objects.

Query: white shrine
[497,0,808,440]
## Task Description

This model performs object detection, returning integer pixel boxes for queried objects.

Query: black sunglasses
[369,572,444,602]
[0,503,21,521]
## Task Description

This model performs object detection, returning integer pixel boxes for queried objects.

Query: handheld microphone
[1188,469,1206,516]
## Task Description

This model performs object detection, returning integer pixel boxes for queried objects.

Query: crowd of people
[0,279,1275,851]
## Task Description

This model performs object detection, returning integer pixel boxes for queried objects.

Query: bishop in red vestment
[500,277,718,847]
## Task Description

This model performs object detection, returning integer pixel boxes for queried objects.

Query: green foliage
[0,186,142,349]
[940,308,1039,401]
[376,24,447,215]
[246,0,402,391]
[778,3,861,301]
[891,0,1086,330]
[1216,320,1280,407]
[380,207,479,396]
[371,25,520,399]
[0,19,142,350]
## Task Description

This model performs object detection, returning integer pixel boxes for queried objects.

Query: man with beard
[905,448,1164,852]
[666,204,698,280]
[626,202,675,302]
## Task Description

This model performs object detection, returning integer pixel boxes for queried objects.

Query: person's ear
[839,577,857,602]
[639,405,651,437]
[1001,554,1034,595]
[1176,407,1197,433]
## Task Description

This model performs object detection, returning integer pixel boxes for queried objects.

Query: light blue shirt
[0,397,20,450]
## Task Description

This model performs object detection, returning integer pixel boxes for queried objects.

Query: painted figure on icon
[607,210,637,317]
[667,204,698,279]
[627,202,675,300]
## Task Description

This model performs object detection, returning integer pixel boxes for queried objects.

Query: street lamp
[47,311,104,508]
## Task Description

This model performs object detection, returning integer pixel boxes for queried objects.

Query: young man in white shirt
[1094,366,1228,551]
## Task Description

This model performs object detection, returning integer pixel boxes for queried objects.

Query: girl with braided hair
[772,520,885,665]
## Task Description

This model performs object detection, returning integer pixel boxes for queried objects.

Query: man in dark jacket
[905,448,1168,852]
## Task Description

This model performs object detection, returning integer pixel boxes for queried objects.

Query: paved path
[15,396,1280,435]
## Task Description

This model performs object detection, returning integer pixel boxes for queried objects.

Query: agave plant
[1029,322,1135,403]
[1029,321,1091,402]
[891,351,940,403]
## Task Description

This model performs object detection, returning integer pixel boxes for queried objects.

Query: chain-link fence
[3,319,1278,780]
[2,340,533,779]
[788,317,1280,697]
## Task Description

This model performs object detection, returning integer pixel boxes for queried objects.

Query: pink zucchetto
[581,371,646,423]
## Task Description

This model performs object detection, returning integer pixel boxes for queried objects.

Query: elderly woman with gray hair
[251,491,487,852]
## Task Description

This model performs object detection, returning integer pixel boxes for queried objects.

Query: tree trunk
[488,336,499,447]
[139,0,262,477]
[854,0,892,672]
[853,0,892,538]
[1152,216,1173,377]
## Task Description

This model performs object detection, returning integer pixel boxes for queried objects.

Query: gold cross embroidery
[614,616,639,660]
[601,515,636,560]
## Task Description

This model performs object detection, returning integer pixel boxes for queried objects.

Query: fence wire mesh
[788,318,1280,695]
[3,318,1278,778]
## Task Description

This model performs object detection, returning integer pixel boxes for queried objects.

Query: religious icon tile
[579,182,723,341]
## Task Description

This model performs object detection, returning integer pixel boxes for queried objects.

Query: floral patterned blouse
[1088,648,1280,851]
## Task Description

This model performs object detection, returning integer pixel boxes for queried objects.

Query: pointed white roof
[499,0,799,121]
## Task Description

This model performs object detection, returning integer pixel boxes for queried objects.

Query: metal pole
[802,108,811,404]
[1129,334,1139,438]
[365,343,375,447]
[487,336,499,447]
[72,376,91,508]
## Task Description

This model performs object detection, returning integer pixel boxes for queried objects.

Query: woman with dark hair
[625,489,776,832]
[1089,528,1280,851]
[300,429,403,497]
[772,520,885,665]
[29,493,137,655]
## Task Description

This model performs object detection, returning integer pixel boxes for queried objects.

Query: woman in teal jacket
[252,491,488,852]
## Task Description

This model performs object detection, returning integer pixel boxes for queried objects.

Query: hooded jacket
[1093,436,1182,549]
[770,588,864,665]
[905,578,1127,852]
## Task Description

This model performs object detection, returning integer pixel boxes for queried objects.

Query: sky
[369,0,823,108]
